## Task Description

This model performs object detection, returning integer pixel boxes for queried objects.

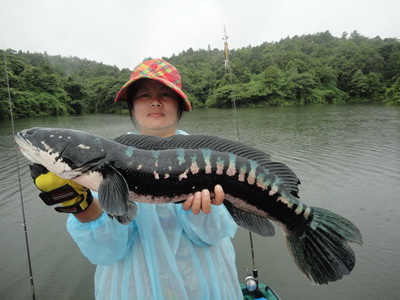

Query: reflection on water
[0,104,399,300]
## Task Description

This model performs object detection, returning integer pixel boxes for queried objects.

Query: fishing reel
[243,267,276,299]
[244,267,258,292]
[245,275,258,292]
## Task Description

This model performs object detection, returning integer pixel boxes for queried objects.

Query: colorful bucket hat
[114,58,192,111]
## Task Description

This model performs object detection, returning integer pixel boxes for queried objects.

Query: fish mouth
[15,128,37,150]
[15,131,42,164]
[15,131,30,150]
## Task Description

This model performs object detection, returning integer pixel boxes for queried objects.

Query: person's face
[132,79,180,137]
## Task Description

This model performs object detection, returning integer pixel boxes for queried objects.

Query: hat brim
[114,76,192,112]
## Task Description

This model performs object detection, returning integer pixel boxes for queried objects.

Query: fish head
[15,127,107,179]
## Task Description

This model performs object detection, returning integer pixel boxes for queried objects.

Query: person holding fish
[30,58,243,299]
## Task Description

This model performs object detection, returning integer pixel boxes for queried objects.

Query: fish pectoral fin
[108,202,138,225]
[98,165,130,215]
[223,201,275,237]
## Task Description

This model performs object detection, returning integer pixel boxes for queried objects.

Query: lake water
[0,104,399,300]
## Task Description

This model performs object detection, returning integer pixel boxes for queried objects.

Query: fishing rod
[3,49,37,300]
[223,25,259,290]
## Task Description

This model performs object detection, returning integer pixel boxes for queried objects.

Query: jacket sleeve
[66,211,137,265]
[175,204,237,247]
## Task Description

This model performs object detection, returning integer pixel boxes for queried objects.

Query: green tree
[384,77,400,104]
[2,31,400,120]
[349,70,369,99]
[284,70,318,104]
[259,66,285,104]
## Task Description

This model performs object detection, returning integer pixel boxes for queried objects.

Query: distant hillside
[1,30,399,119]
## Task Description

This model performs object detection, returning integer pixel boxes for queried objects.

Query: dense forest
[1,30,399,119]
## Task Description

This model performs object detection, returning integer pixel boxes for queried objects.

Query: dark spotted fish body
[15,127,362,285]
[113,134,304,236]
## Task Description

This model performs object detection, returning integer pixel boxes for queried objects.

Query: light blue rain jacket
[66,130,243,300]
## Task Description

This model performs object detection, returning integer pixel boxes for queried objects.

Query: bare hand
[182,185,225,214]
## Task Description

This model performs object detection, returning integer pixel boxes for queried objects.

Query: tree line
[1,30,399,119]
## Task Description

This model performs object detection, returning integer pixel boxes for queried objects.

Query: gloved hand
[30,164,93,213]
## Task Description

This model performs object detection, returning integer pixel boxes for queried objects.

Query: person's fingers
[183,186,225,214]
[182,194,194,211]
[191,191,202,215]
[212,185,225,205]
[201,189,211,214]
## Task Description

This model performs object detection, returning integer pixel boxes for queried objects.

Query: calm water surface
[0,104,399,300]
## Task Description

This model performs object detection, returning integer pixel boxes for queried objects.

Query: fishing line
[3,49,37,300]
[223,26,259,284]
[223,26,241,143]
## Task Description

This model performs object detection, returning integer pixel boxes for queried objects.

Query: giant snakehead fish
[15,127,363,285]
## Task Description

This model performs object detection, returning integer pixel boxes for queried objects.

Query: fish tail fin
[286,207,363,285]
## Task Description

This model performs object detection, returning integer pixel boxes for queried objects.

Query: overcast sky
[1,0,399,70]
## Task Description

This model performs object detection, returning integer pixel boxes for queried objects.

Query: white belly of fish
[71,171,103,192]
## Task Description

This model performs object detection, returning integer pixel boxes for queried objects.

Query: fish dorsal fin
[115,134,300,196]
[223,201,275,237]
[263,161,301,198]
[99,164,130,216]
[116,134,271,160]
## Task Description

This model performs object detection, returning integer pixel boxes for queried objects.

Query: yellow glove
[30,164,93,213]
